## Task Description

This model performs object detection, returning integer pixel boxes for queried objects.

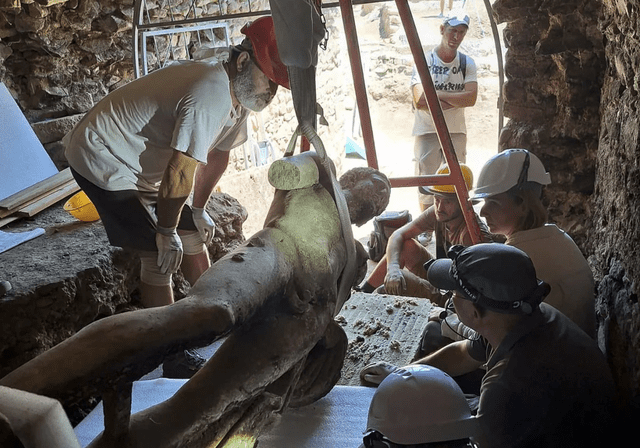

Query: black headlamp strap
[476,294,534,314]
[516,150,531,186]
[363,432,393,448]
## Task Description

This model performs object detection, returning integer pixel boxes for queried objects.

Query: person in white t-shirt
[64,16,289,378]
[411,13,478,214]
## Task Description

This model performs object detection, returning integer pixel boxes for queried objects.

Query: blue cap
[444,13,470,27]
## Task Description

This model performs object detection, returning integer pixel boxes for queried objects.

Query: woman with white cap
[471,149,595,337]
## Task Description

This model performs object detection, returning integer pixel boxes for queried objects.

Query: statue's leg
[287,319,349,407]
[122,306,335,448]
[0,230,294,399]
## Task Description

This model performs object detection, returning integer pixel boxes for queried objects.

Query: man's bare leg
[139,252,174,307]
[140,282,174,308]
[181,251,211,286]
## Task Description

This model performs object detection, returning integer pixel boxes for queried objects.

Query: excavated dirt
[0,192,247,379]
[336,292,432,386]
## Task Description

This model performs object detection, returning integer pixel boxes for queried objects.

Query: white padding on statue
[74,380,375,448]
[258,385,376,448]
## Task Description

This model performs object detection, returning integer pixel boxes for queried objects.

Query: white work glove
[359,361,400,386]
[192,206,216,245]
[384,264,407,296]
[156,226,183,275]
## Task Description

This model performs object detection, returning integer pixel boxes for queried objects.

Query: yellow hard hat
[422,163,474,195]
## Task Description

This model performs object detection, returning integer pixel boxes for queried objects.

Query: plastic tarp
[74,380,375,448]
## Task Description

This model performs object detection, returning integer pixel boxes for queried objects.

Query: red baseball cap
[241,16,290,89]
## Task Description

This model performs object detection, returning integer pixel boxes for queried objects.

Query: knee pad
[180,230,206,256]
[140,255,172,287]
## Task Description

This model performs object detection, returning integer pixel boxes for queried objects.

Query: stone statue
[0,151,391,448]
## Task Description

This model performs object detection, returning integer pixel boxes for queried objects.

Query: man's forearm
[437,85,477,108]
[157,151,200,229]
[192,149,230,208]
[385,232,405,270]
[414,82,478,111]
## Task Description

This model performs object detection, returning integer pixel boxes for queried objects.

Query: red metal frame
[338,0,380,170]
[338,0,482,245]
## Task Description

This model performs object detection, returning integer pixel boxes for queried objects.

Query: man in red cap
[64,16,288,378]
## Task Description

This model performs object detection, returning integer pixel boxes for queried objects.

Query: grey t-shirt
[467,304,615,448]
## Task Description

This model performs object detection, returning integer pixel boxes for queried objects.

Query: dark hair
[233,37,254,54]
[339,166,391,217]
[230,37,255,65]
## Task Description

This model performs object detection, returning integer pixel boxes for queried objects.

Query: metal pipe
[338,0,379,170]
[483,0,505,135]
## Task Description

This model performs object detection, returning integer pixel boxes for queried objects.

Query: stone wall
[493,0,639,417]
[589,0,640,415]
[492,0,605,250]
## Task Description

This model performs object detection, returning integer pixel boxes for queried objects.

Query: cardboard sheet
[258,385,376,448]
[0,82,58,202]
[0,228,45,254]
[74,380,375,448]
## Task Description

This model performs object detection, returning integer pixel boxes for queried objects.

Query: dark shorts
[70,168,197,252]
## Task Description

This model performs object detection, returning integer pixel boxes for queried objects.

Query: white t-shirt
[65,60,248,192]
[507,224,596,338]
[410,49,477,136]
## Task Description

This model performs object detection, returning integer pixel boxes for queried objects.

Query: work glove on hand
[360,361,400,386]
[192,206,215,245]
[384,265,406,296]
[156,226,183,275]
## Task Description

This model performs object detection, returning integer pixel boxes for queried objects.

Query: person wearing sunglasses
[363,244,615,448]
[422,244,616,448]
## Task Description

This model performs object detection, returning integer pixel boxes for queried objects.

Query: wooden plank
[0,168,73,211]
[15,180,79,217]
[0,191,55,219]
[0,178,78,219]
[0,215,20,229]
